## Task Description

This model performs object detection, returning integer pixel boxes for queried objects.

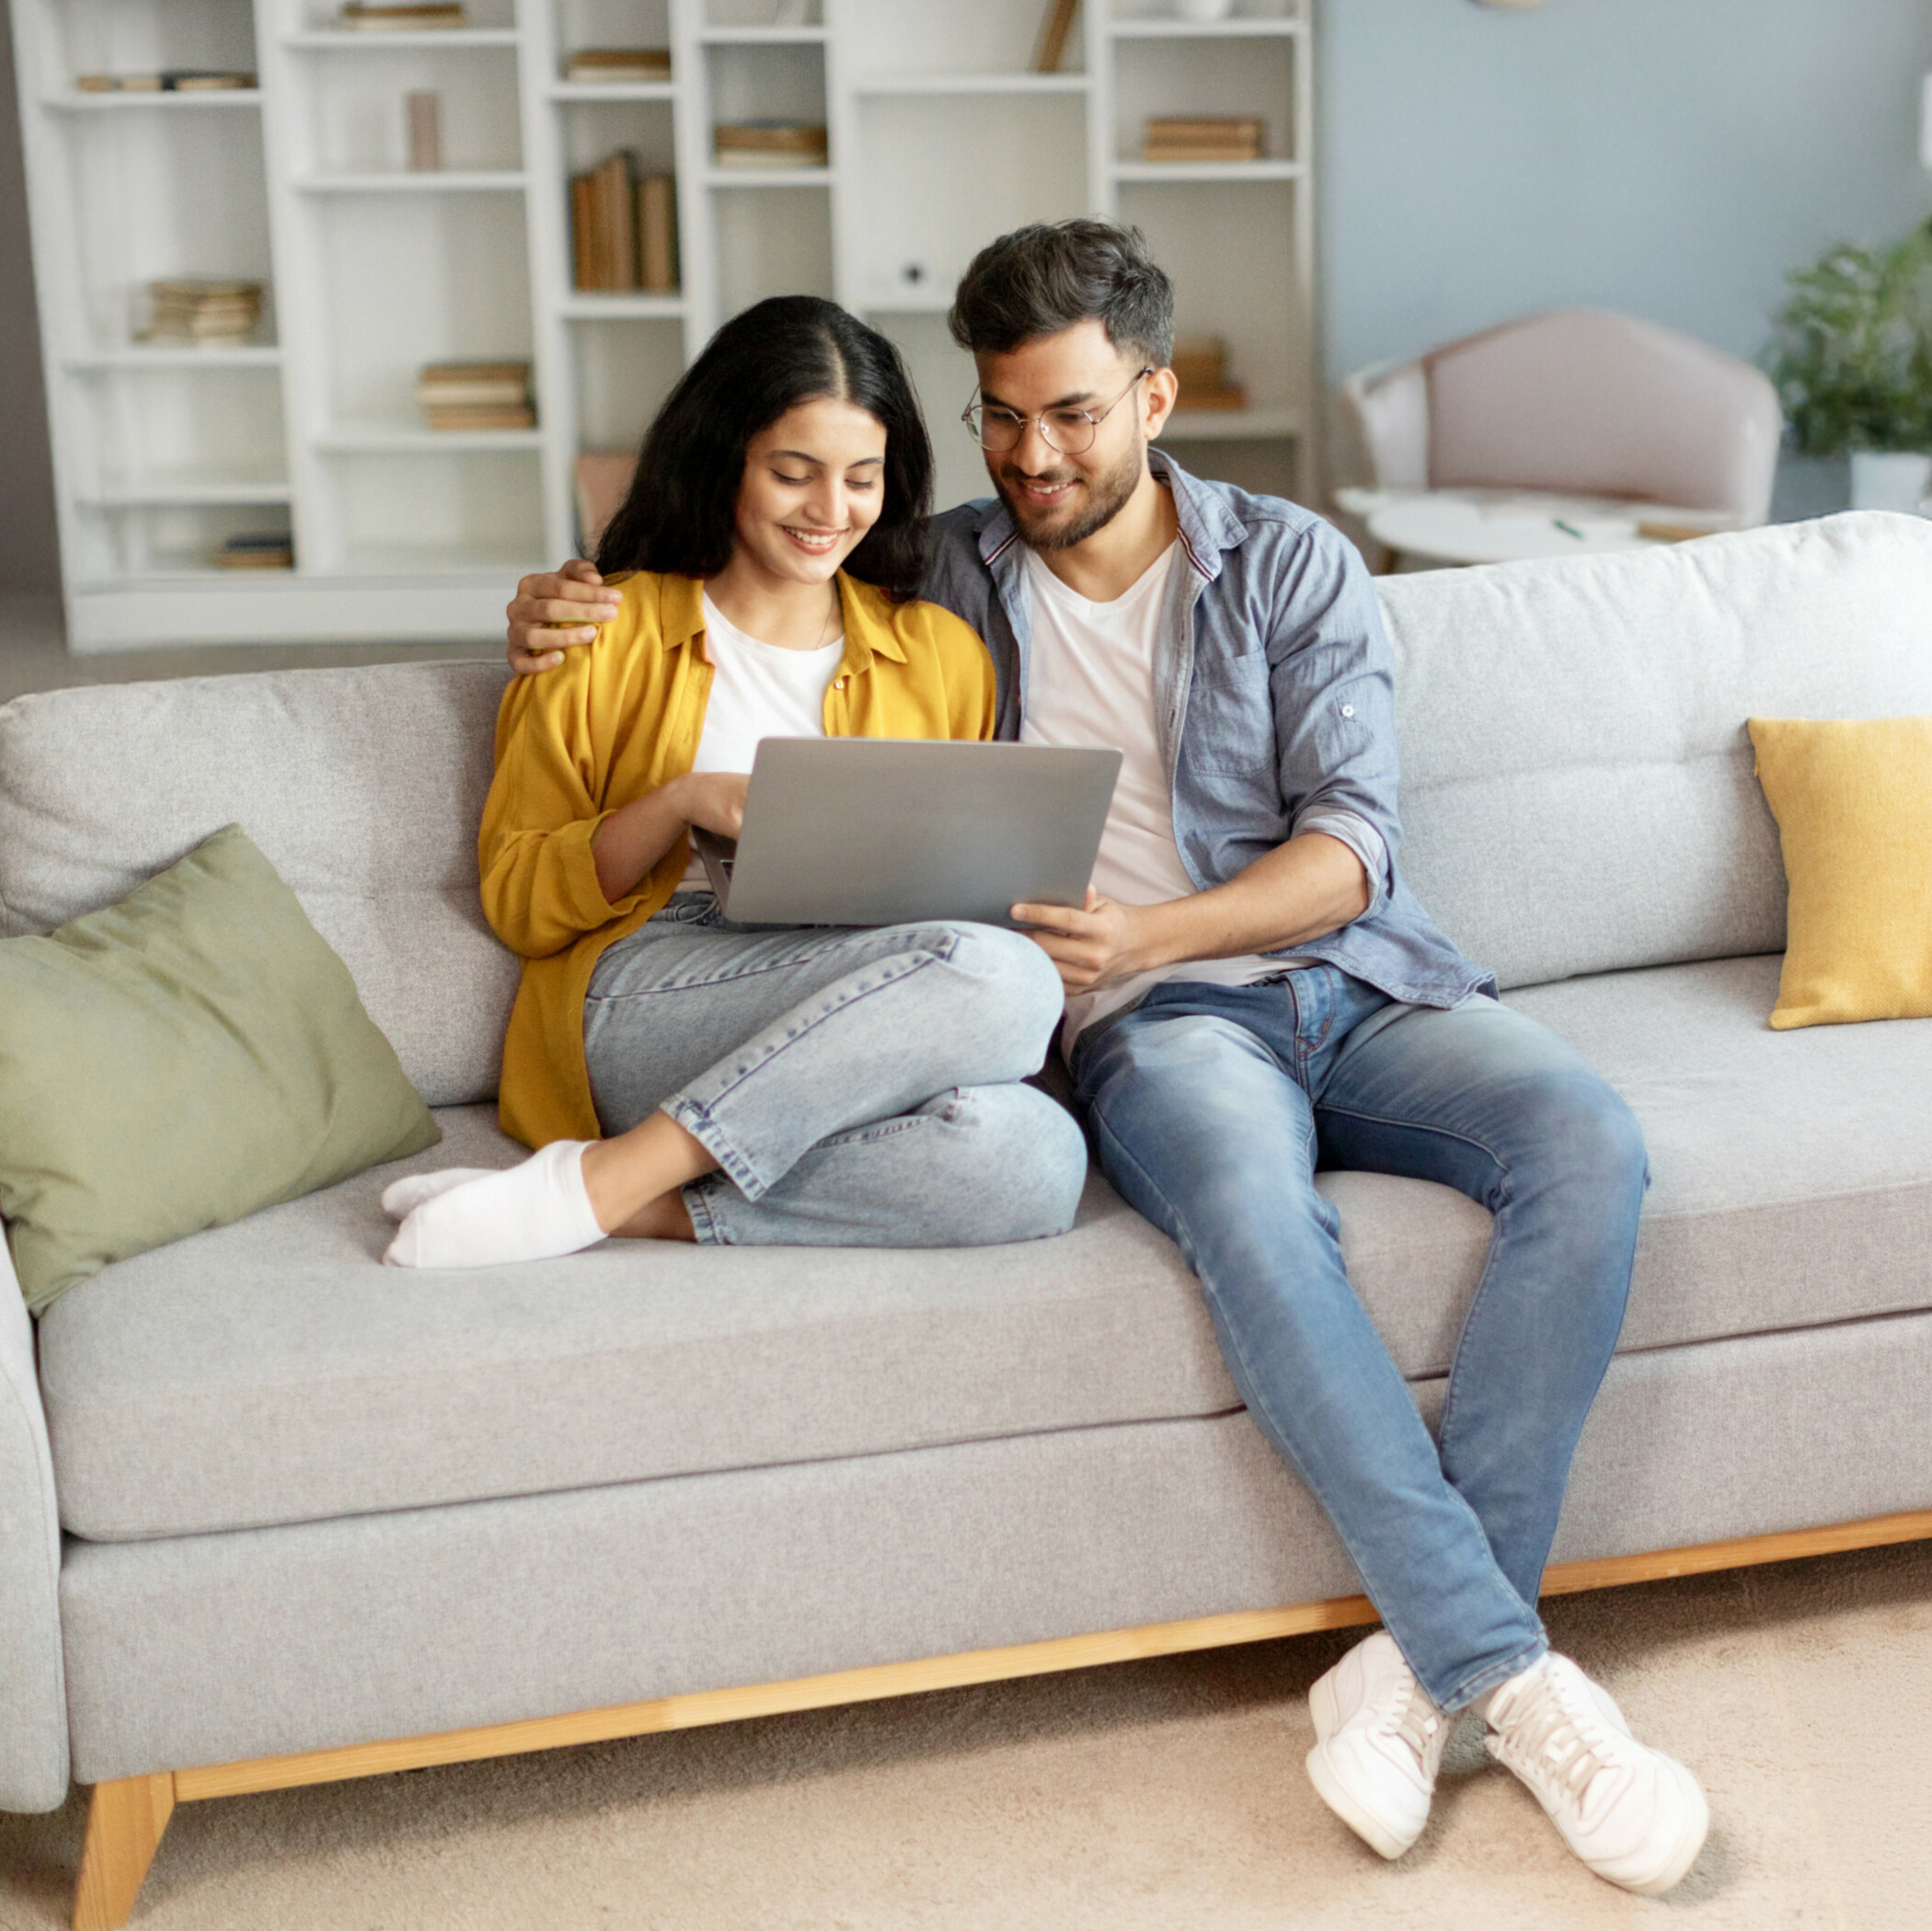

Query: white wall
[0,0,57,594]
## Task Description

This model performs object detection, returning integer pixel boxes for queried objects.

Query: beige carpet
[5,1540,1930,1930]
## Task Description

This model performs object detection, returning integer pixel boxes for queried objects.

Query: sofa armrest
[0,1234,69,1810]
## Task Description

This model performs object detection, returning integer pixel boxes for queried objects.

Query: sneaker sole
[1304,1739,1418,1862]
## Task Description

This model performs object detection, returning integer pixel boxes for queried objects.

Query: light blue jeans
[1070,967,1649,1713]
[583,894,1086,1247]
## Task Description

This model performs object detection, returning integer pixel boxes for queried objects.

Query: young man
[503,221,1708,1894]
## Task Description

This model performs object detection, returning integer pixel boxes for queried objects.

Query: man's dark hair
[596,295,933,599]
[948,219,1175,369]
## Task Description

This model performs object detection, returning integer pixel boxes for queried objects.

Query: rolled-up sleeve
[1266,523,1403,914]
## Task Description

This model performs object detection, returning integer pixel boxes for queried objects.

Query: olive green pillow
[0,824,439,1314]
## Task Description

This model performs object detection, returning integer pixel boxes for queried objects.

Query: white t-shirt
[1019,543,1282,1042]
[678,591,845,889]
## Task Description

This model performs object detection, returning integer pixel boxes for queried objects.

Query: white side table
[1333,487,1731,568]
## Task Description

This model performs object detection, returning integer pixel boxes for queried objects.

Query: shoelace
[1497,1673,1616,1817]
[1384,1682,1443,1776]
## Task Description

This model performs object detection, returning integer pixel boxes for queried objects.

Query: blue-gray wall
[1317,0,1932,386]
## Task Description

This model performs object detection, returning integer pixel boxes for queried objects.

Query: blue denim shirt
[919,452,1496,1010]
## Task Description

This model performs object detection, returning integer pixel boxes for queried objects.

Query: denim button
[1341,705,1355,718]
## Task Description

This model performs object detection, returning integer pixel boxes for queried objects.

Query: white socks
[383,1141,607,1269]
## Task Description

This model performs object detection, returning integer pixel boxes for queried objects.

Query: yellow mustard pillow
[1747,714,1932,1029]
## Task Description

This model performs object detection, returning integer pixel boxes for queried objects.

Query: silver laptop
[691,737,1121,927]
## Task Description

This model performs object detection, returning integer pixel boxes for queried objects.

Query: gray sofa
[6,511,1932,1925]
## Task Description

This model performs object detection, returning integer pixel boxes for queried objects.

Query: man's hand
[507,559,623,673]
[1012,889,1151,995]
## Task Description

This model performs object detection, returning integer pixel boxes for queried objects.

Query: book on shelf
[638,174,678,293]
[1143,116,1263,163]
[418,360,535,430]
[141,278,263,344]
[214,534,293,570]
[336,3,466,30]
[569,155,678,292]
[76,71,257,91]
[421,404,537,430]
[713,121,828,169]
[1030,0,1079,75]
[1167,337,1248,413]
[565,47,671,83]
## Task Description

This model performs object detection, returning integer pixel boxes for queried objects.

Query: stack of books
[713,121,828,170]
[213,533,293,570]
[1143,116,1263,164]
[565,47,671,83]
[76,71,256,91]
[1167,338,1247,413]
[142,280,263,346]
[336,2,466,30]
[418,362,535,431]
[570,152,679,292]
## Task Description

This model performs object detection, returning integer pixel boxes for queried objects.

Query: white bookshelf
[9,0,1314,651]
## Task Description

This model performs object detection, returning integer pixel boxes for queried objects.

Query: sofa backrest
[1378,511,1932,990]
[0,661,516,1109]
[6,513,1932,1110]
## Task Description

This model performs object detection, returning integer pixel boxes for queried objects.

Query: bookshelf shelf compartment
[15,0,1317,645]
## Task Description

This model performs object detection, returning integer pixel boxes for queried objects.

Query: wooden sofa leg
[73,1774,175,1931]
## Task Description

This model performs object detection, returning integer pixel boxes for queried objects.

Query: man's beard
[994,439,1144,553]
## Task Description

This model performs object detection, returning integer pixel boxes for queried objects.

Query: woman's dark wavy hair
[595,295,933,600]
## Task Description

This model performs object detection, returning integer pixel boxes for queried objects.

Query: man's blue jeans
[1070,967,1649,1713]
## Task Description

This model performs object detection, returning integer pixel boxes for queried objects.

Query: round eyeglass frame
[960,368,1155,456]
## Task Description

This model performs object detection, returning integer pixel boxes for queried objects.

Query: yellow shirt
[479,569,998,1147]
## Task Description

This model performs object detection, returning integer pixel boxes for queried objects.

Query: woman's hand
[666,772,749,842]
[590,773,751,904]
[506,559,623,672]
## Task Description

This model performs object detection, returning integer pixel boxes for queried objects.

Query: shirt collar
[660,570,905,672]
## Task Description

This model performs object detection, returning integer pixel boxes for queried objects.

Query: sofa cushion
[0,663,516,1108]
[38,956,1932,1543]
[1745,713,1932,1029]
[1378,511,1932,990]
[0,826,439,1314]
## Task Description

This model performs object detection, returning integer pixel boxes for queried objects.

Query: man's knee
[1520,1066,1650,1207]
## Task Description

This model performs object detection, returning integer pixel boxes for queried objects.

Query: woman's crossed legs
[385,900,1084,1267]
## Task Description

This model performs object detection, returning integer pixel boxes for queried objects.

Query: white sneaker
[1484,1651,1708,1895]
[1305,1631,1448,1859]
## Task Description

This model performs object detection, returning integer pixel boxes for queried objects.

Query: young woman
[385,296,1083,1269]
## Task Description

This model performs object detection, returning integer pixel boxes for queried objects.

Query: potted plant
[1766,219,1932,511]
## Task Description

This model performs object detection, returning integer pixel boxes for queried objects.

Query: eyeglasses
[961,369,1155,456]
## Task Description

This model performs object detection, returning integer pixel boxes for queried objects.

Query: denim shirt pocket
[1184,652,1277,778]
